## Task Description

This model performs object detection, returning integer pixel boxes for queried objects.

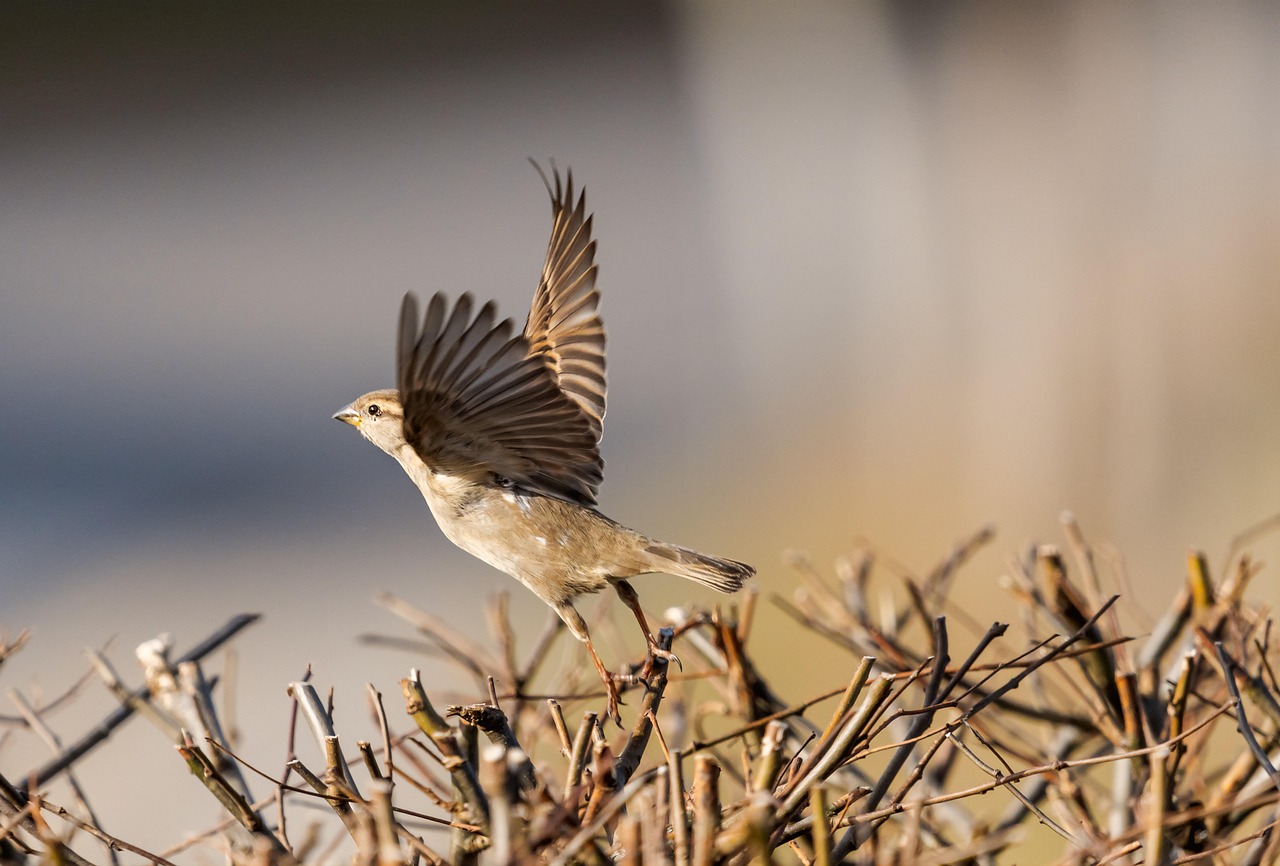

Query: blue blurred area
[1,1,715,590]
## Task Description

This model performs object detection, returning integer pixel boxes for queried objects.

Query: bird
[333,164,754,720]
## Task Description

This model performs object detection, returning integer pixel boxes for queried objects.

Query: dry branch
[5,522,1280,865]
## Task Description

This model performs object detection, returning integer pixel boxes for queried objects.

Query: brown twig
[25,613,260,789]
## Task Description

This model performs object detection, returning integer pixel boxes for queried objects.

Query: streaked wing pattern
[525,165,606,440]
[397,292,603,505]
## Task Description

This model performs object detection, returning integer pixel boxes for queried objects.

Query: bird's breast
[416,472,621,603]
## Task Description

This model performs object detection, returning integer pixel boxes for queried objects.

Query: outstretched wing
[524,164,606,440]
[397,292,603,506]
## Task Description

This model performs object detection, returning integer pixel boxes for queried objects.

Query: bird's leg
[584,636,624,726]
[556,601,623,725]
[613,579,682,678]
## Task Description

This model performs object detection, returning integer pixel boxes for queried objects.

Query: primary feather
[524,166,607,439]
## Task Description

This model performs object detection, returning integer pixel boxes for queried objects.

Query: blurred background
[3,0,1280,851]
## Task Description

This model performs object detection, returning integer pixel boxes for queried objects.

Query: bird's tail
[643,541,755,594]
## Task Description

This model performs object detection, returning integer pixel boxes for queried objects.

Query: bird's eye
[368,404,382,418]
[494,474,513,488]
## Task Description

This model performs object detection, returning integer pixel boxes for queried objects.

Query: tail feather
[644,542,754,593]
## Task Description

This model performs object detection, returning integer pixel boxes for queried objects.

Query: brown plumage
[335,165,753,720]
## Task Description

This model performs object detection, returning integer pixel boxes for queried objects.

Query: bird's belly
[421,483,610,604]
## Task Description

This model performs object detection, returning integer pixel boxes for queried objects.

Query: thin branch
[24,613,260,788]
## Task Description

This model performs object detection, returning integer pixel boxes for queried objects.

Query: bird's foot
[637,642,682,685]
[650,643,682,671]
[598,669,624,727]
[583,637,626,726]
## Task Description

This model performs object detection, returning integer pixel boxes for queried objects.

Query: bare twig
[24,614,260,789]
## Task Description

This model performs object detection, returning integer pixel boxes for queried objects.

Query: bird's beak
[333,405,361,427]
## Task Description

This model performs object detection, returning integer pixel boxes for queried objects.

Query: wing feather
[397,291,602,505]
[525,163,607,439]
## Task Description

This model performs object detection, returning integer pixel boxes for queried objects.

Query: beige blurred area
[3,1,1279,851]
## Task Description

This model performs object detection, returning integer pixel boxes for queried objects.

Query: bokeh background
[4,1,1280,852]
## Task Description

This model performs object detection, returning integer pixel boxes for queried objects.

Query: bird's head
[332,389,407,455]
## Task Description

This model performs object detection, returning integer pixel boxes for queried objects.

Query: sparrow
[334,165,753,719]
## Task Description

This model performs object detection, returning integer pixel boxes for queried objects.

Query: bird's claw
[600,671,624,727]
[625,669,654,691]
[637,643,681,685]
[650,644,682,672]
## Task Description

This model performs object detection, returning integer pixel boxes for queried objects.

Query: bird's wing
[524,165,606,440]
[397,291,603,506]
